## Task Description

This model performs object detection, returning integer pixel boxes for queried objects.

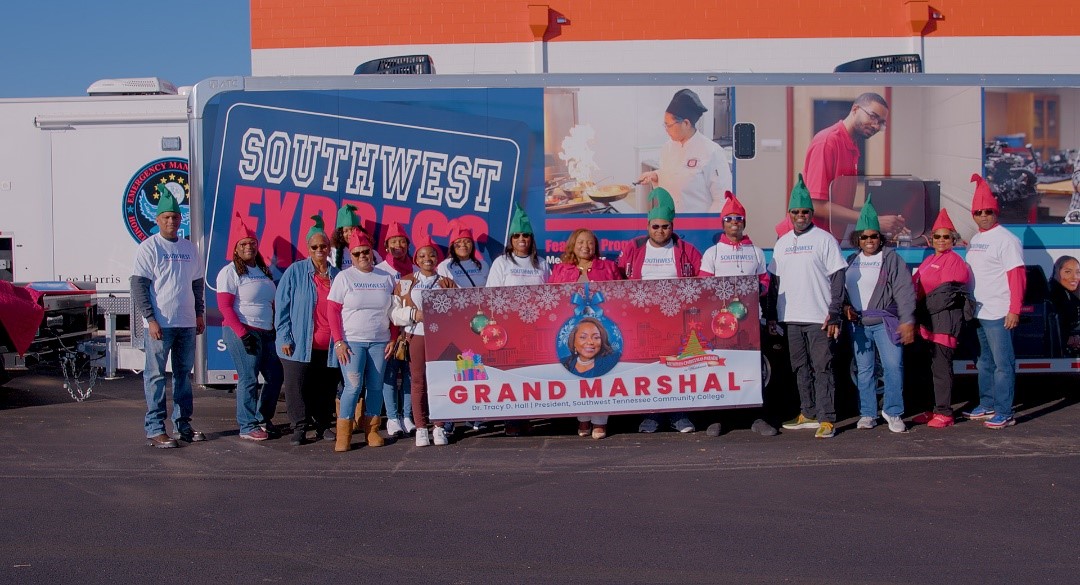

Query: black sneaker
[176,427,206,443]
[147,434,179,449]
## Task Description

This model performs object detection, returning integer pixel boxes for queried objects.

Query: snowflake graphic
[452,288,481,311]
[548,313,557,321]
[735,276,759,296]
[430,294,452,314]
[628,282,651,308]
[486,288,514,316]
[602,281,628,300]
[427,323,439,333]
[675,279,702,303]
[512,286,533,307]
[654,280,674,298]
[535,286,563,311]
[518,303,540,323]
[659,296,681,316]
[713,278,736,301]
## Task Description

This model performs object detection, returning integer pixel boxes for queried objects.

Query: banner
[422,276,763,421]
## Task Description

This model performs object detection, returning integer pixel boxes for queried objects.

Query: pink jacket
[548,258,621,283]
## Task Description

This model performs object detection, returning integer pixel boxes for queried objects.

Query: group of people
[132,93,1080,451]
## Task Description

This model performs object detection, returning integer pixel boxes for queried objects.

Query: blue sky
[1,1,251,98]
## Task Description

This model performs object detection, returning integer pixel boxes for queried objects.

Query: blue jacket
[275,258,340,366]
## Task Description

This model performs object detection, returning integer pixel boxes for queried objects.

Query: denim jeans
[223,328,285,434]
[339,341,388,419]
[143,327,196,437]
[976,318,1016,418]
[383,356,412,421]
[851,322,904,418]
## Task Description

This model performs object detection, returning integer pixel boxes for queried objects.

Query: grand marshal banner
[422,276,763,421]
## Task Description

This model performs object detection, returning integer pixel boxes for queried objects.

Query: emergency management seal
[122,157,191,242]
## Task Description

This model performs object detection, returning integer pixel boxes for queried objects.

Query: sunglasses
[858,233,881,241]
[309,244,329,251]
[511,233,532,240]
[351,249,373,258]
[789,209,812,216]
[972,209,996,217]
[722,215,745,223]
[932,234,954,240]
[650,224,673,230]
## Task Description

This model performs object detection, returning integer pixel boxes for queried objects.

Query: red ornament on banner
[480,322,508,350]
[712,311,738,339]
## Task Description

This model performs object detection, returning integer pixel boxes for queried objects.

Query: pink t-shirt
[803,121,860,235]
[311,274,332,351]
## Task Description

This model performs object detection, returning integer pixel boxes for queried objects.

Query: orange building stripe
[252,0,1080,50]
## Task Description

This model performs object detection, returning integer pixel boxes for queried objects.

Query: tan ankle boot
[363,415,385,447]
[353,398,364,432]
[334,418,352,452]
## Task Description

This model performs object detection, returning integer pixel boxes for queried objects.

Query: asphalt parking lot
[1,370,1078,584]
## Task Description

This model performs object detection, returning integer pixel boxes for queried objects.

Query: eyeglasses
[650,224,673,230]
[858,233,881,241]
[663,117,685,129]
[511,233,532,240]
[309,244,328,251]
[972,209,996,217]
[722,215,745,223]
[351,249,373,258]
[932,234,954,240]
[858,106,887,127]
[789,209,812,216]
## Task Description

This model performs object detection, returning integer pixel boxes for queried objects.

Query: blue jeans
[383,357,412,420]
[339,341,388,419]
[223,328,285,434]
[976,318,1016,418]
[143,327,196,437]
[851,322,904,418]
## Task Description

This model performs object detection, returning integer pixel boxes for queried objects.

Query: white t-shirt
[487,254,550,287]
[437,257,490,288]
[132,234,205,328]
[967,224,1025,320]
[846,252,883,312]
[700,241,766,277]
[328,266,396,342]
[658,130,733,214]
[640,241,678,280]
[768,226,846,323]
[215,264,276,330]
[374,259,403,279]
[400,273,445,336]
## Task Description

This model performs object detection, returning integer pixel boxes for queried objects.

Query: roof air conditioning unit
[354,55,435,75]
[834,54,923,73]
[86,77,179,96]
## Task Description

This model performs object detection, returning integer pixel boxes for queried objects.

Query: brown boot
[353,398,364,433]
[363,415,385,447]
[334,418,352,452]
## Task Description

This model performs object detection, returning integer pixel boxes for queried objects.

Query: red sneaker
[911,412,935,424]
[927,414,955,428]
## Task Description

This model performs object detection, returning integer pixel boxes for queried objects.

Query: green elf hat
[854,194,881,232]
[647,188,676,222]
[336,203,359,229]
[306,212,327,241]
[155,184,182,215]
[508,203,533,235]
[788,173,813,211]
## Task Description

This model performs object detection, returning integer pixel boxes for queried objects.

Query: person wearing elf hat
[617,188,702,433]
[841,196,916,433]
[487,203,549,436]
[767,174,847,439]
[637,88,733,214]
[487,203,551,287]
[438,219,490,288]
[910,209,970,429]
[330,203,381,270]
[390,233,458,446]
[275,213,342,445]
[963,174,1026,429]
[131,187,206,448]
[327,229,397,452]
[795,92,905,240]
[375,221,415,438]
[699,191,776,437]
[216,213,284,441]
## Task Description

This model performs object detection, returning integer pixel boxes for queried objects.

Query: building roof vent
[86,77,179,96]
[834,54,923,73]
[354,55,435,75]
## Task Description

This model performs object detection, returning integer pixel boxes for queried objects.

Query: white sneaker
[415,427,431,447]
[402,418,417,434]
[856,416,877,429]
[882,410,906,433]
[433,426,449,446]
[386,418,404,437]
